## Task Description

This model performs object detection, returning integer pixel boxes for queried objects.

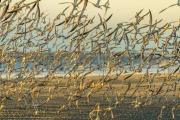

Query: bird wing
[159,4,177,14]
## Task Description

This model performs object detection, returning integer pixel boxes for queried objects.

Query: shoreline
[0,69,179,79]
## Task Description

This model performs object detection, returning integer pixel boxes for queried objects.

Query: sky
[8,0,180,52]
[39,0,180,26]
[11,0,180,26]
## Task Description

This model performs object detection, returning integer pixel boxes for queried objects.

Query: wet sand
[0,73,179,119]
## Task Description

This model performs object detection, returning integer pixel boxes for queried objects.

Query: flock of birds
[0,0,179,119]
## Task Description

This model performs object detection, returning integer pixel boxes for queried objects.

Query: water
[0,60,176,79]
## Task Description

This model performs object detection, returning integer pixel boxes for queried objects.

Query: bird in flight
[159,0,180,13]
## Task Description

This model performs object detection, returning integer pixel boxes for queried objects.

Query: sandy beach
[0,73,179,119]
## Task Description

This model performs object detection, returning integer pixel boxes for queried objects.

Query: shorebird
[159,0,180,13]
[0,2,9,20]
[129,9,144,20]
[102,0,110,15]
[70,0,89,32]
[89,0,102,9]
[0,0,180,119]
[158,105,166,120]
[103,103,115,119]
[172,107,175,120]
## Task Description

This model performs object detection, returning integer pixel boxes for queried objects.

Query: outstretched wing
[159,4,177,14]
[178,0,180,5]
